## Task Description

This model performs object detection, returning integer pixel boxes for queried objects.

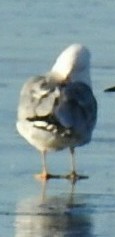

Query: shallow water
[0,0,115,236]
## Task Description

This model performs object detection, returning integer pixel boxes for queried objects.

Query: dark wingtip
[104,86,115,92]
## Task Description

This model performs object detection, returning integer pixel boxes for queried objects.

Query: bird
[16,44,97,181]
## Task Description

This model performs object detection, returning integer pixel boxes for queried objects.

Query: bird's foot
[34,171,53,181]
[65,171,88,183]
[66,171,79,182]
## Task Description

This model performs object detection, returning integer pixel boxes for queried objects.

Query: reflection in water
[15,182,93,237]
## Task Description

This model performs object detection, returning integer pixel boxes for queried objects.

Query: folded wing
[17,76,60,121]
[54,82,97,143]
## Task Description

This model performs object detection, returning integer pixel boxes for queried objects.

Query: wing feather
[54,82,97,132]
[18,76,60,120]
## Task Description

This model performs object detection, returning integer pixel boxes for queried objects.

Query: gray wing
[17,76,60,121]
[54,82,97,142]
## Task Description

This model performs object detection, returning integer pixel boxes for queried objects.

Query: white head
[51,44,92,88]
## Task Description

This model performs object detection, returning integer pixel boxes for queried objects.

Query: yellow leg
[65,147,78,182]
[70,147,76,173]
[66,147,88,182]
[35,151,51,181]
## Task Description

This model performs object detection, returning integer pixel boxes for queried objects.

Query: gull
[16,44,97,181]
